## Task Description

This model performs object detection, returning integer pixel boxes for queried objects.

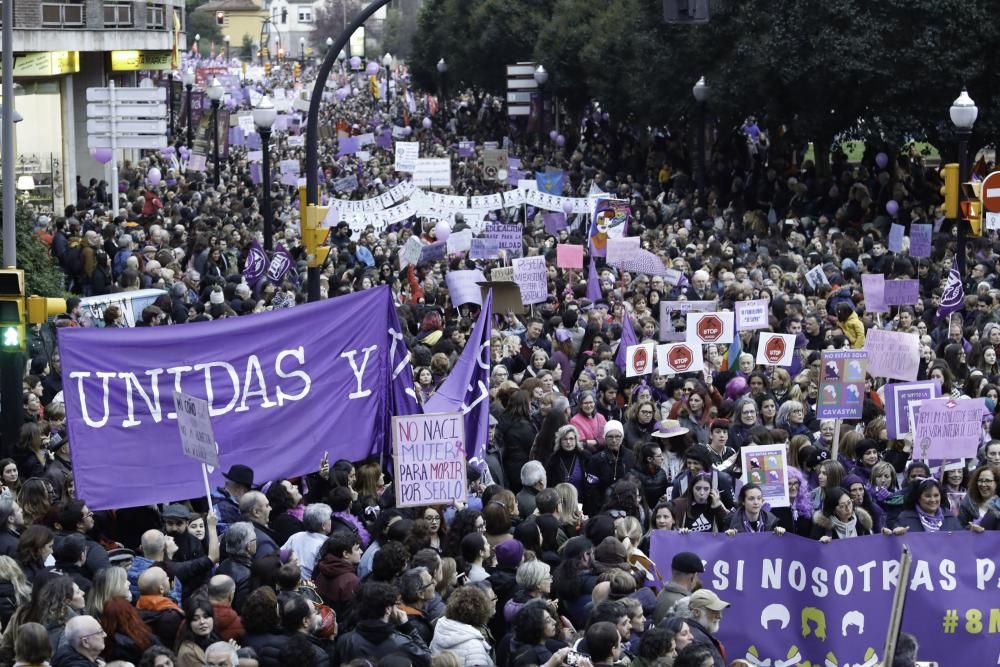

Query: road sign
[86,118,166,134]
[87,102,167,118]
[982,171,1000,213]
[86,87,166,103]
[87,134,168,149]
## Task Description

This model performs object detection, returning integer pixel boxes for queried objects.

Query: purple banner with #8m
[649,531,1000,667]
[816,350,867,419]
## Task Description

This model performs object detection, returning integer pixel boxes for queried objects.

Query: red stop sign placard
[668,345,694,372]
[696,314,724,343]
[632,345,649,374]
[765,336,786,364]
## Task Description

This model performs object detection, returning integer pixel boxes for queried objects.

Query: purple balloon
[336,88,349,101]
[886,200,899,217]
[159,146,175,158]
[549,130,558,141]
[349,56,362,70]
[402,126,413,137]
[91,148,113,165]
[365,61,379,76]
[562,200,574,215]
[179,147,192,160]
[556,134,566,147]
[147,167,162,186]
[876,152,889,169]
[422,117,432,129]
[433,221,450,242]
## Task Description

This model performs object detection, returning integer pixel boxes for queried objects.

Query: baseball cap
[689,588,731,612]
[671,552,705,574]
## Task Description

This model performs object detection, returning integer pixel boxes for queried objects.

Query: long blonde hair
[0,556,29,605]
[85,566,129,618]
[555,483,579,525]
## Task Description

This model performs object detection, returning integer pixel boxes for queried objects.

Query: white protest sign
[735,299,769,331]
[755,333,796,366]
[805,265,830,289]
[394,142,419,172]
[237,113,255,133]
[413,158,452,188]
[625,342,656,377]
[393,412,467,508]
[987,211,1000,231]
[173,391,219,467]
[512,255,549,305]
[491,266,515,282]
[445,269,486,306]
[606,236,641,267]
[685,311,735,345]
[864,329,920,381]
[446,229,473,254]
[656,342,705,374]
[399,236,423,270]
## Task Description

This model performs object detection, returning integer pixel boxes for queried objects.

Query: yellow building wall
[221,11,268,51]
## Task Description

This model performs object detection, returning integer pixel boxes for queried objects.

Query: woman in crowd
[0,459,20,497]
[15,526,54,584]
[174,596,220,667]
[724,484,785,535]
[569,391,607,451]
[669,473,728,534]
[85,566,132,618]
[771,466,814,536]
[811,486,875,541]
[0,556,29,630]
[430,584,496,665]
[100,597,159,662]
[959,466,1000,530]
[545,425,592,500]
[496,391,537,494]
[896,478,964,533]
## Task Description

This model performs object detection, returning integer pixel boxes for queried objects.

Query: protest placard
[470,238,500,260]
[413,158,452,188]
[755,333,795,366]
[394,141,419,172]
[512,256,549,305]
[883,279,919,306]
[491,266,514,282]
[279,159,300,186]
[656,342,704,374]
[740,444,789,508]
[399,236,423,270]
[686,311,734,345]
[804,265,829,289]
[913,397,986,460]
[605,237,641,267]
[173,391,219,468]
[910,223,932,257]
[864,329,919,381]
[862,274,887,312]
[556,244,584,269]
[446,229,473,255]
[816,351,867,419]
[392,412,467,508]
[483,222,523,258]
[884,380,941,439]
[482,148,508,180]
[888,222,905,252]
[187,153,207,172]
[418,241,447,265]
[445,270,486,306]
[734,299,769,331]
[625,342,656,377]
[659,300,717,342]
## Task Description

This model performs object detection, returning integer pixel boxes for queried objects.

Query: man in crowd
[239,491,278,560]
[654,552,705,623]
[135,567,184,648]
[397,566,435,644]
[281,503,332,581]
[686,588,730,667]
[52,615,106,666]
[0,496,24,557]
[55,500,109,579]
[208,574,245,641]
[213,465,256,530]
[335,581,432,667]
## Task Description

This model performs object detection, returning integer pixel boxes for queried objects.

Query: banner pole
[881,544,912,667]
[830,419,842,461]
[202,463,214,516]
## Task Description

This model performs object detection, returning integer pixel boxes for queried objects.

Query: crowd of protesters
[5,52,990,667]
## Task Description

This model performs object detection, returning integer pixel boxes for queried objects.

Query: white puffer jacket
[429,617,495,666]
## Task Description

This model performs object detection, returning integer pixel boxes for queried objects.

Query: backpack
[63,238,83,277]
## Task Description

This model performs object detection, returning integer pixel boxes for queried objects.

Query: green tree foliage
[0,207,65,297]
[186,0,222,51]
[314,0,364,53]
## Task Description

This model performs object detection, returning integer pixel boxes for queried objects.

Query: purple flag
[424,291,493,478]
[614,309,639,372]
[243,238,267,287]
[245,132,261,150]
[586,259,601,302]
[375,128,393,151]
[58,287,416,509]
[651,531,994,667]
[458,141,475,157]
[936,258,964,319]
[266,243,294,284]
[249,163,262,186]
[336,135,361,158]
[543,212,567,235]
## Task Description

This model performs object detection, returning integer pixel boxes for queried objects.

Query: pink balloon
[349,56,362,70]
[422,117,432,129]
[91,148,113,164]
[562,200,574,215]
[147,167,162,186]
[433,221,450,242]
[365,61,379,76]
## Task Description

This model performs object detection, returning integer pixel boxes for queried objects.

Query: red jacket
[212,602,245,641]
[313,554,360,608]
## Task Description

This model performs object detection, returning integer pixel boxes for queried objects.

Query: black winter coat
[335,620,431,667]
[217,553,253,613]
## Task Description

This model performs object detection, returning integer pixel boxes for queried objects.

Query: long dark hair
[551,536,592,601]
[175,595,217,651]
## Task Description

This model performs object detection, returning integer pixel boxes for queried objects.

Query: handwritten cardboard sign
[883,279,919,306]
[394,141,419,173]
[864,329,919,381]
[884,380,941,439]
[913,398,987,460]
[470,238,500,260]
[512,256,549,305]
[862,274,887,313]
[735,299,769,331]
[393,412,467,508]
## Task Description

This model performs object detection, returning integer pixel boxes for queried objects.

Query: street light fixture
[182,67,195,146]
[534,65,549,143]
[382,53,393,109]
[436,58,448,103]
[223,34,230,60]
[692,76,709,203]
[206,77,224,188]
[950,87,978,276]
[253,95,277,253]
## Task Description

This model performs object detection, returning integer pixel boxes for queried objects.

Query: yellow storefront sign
[110,50,174,71]
[13,51,80,77]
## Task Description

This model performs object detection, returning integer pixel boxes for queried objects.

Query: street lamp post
[182,67,195,147]
[382,52,393,109]
[299,36,306,64]
[950,88,978,276]
[534,65,548,146]
[224,35,230,60]
[167,71,175,139]
[206,77,224,188]
[692,76,709,204]
[253,96,277,253]
[436,58,448,104]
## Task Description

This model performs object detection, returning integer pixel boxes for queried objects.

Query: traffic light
[961,182,983,237]
[264,61,271,75]
[27,296,67,324]
[302,205,331,269]
[215,10,224,25]
[0,269,25,352]
[940,163,959,218]
[293,62,301,79]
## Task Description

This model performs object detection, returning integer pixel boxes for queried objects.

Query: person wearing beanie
[587,420,635,515]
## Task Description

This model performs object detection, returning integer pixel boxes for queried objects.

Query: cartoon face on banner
[589,199,629,255]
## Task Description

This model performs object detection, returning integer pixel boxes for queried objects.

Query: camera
[564,651,582,666]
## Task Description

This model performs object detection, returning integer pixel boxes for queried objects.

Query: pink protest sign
[913,397,987,460]
[556,244,584,269]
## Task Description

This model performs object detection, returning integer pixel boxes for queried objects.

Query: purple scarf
[915,505,944,532]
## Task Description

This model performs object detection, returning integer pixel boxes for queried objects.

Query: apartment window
[41,2,85,27]
[146,3,165,28]
[297,7,312,22]
[104,2,133,27]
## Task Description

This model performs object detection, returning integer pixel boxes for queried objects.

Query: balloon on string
[422,117,432,129]
[147,167,162,186]
[365,61,379,76]
[179,146,192,160]
[876,152,889,169]
[562,200,574,215]
[159,146,175,158]
[556,134,566,147]
[549,130,558,141]
[336,87,349,101]
[433,221,450,242]
[349,56,362,70]
[90,148,113,164]
[886,200,899,217]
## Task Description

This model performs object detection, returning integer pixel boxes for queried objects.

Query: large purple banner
[59,287,419,509]
[650,531,1000,666]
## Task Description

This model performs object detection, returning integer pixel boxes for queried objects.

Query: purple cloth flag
[245,132,262,150]
[249,163,262,186]
[228,127,244,147]
[543,212,567,235]
[266,243,294,284]
[376,128,393,151]
[424,291,493,478]
[337,136,361,158]
[937,258,964,320]
[243,238,267,287]
[587,259,602,302]
[614,309,639,373]
[507,168,525,186]
[58,287,417,509]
